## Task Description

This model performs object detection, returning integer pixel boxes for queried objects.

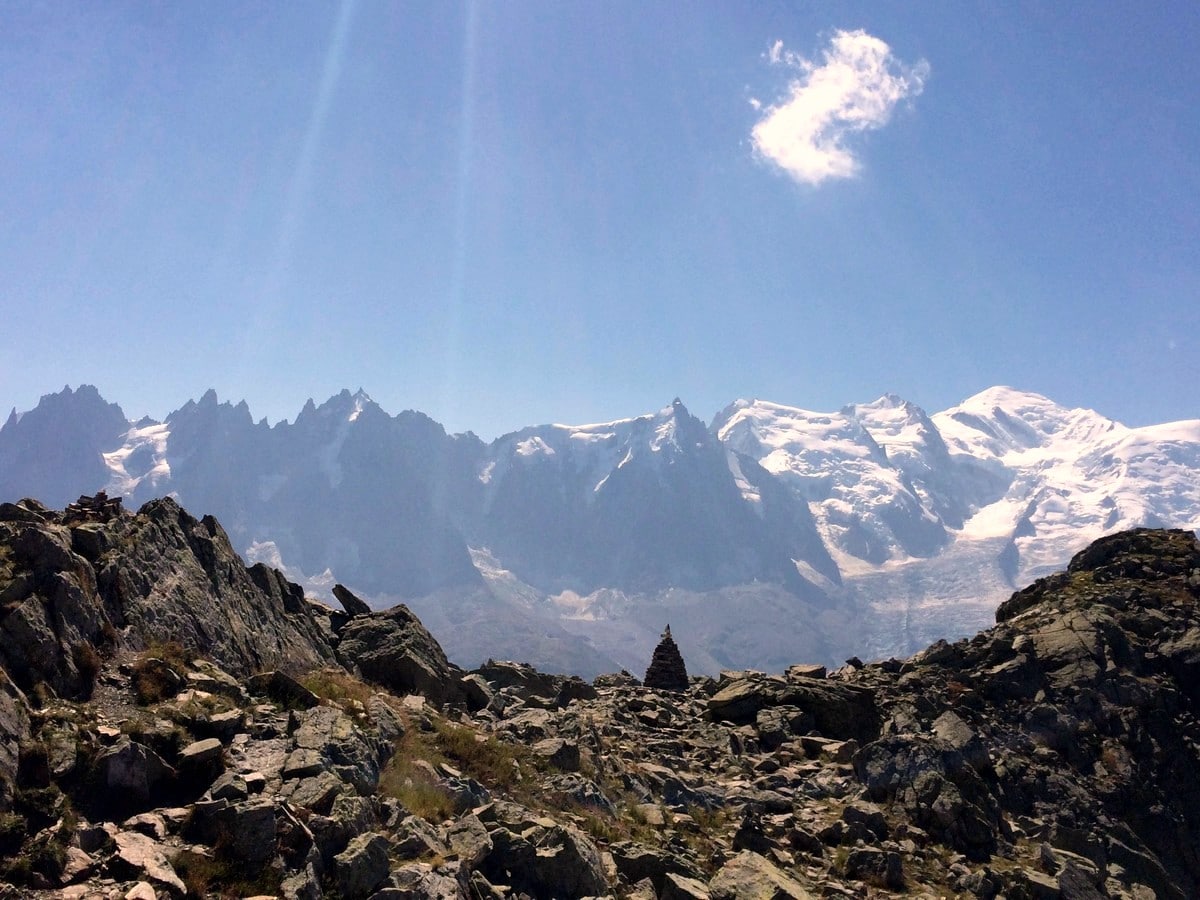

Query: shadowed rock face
[336,604,465,707]
[0,511,1199,898]
[0,495,339,697]
[0,496,471,702]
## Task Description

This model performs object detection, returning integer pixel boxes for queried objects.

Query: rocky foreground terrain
[0,495,1199,898]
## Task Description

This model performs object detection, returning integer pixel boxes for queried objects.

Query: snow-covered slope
[934,386,1200,583]
[714,398,948,568]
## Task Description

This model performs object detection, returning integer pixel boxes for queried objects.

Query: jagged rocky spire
[644,624,689,691]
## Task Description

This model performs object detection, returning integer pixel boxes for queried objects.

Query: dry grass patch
[300,667,377,709]
[173,848,282,899]
[378,710,547,820]
[131,641,194,705]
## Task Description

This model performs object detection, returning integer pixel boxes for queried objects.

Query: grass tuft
[173,848,282,899]
[300,668,376,709]
[131,641,193,705]
[71,641,103,699]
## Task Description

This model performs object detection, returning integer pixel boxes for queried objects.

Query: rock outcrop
[0,502,1198,898]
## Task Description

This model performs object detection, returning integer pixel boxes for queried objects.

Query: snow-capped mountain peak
[713,398,946,565]
[934,386,1120,459]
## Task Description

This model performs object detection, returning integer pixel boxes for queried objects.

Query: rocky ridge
[0,497,1198,897]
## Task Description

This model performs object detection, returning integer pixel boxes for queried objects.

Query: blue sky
[3,1,1197,437]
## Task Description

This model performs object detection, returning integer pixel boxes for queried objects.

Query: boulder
[459,673,494,712]
[474,659,559,700]
[291,705,387,794]
[662,872,713,900]
[334,831,392,899]
[110,831,186,895]
[843,847,904,890]
[92,740,176,812]
[246,670,320,710]
[532,737,580,771]
[445,813,492,869]
[0,673,30,803]
[708,851,817,899]
[612,842,706,893]
[386,862,468,898]
[707,674,879,741]
[223,798,278,864]
[483,819,608,898]
[332,583,372,617]
[337,605,464,706]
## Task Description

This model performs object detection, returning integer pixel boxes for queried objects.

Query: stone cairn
[63,490,123,524]
[644,624,689,691]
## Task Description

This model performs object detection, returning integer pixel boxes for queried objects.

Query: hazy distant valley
[3,384,1198,676]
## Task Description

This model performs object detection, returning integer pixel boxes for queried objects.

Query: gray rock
[706,674,879,741]
[445,813,492,869]
[543,773,616,814]
[223,798,277,864]
[207,771,249,802]
[282,747,325,780]
[92,739,176,810]
[247,670,320,709]
[280,771,345,813]
[0,673,30,804]
[121,812,167,840]
[483,820,607,898]
[612,841,705,891]
[338,605,465,707]
[662,872,713,900]
[103,499,339,678]
[555,676,599,706]
[179,737,223,767]
[841,801,888,842]
[533,737,580,771]
[459,673,494,712]
[843,847,904,890]
[334,831,392,899]
[368,694,407,743]
[708,851,817,899]
[110,831,186,895]
[384,862,467,898]
[394,814,450,860]
[333,583,373,616]
[932,711,990,773]
[474,659,559,700]
[185,660,249,703]
[292,705,387,794]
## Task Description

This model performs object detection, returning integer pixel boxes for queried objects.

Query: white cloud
[751,30,929,186]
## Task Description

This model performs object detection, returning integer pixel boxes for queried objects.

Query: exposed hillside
[0,497,1197,897]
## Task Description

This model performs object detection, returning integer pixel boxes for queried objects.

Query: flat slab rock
[112,831,186,895]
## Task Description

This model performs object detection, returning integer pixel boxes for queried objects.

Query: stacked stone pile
[643,625,689,691]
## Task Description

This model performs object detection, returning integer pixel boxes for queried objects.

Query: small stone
[179,738,223,766]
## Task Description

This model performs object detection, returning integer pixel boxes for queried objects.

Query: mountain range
[2,384,1198,676]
